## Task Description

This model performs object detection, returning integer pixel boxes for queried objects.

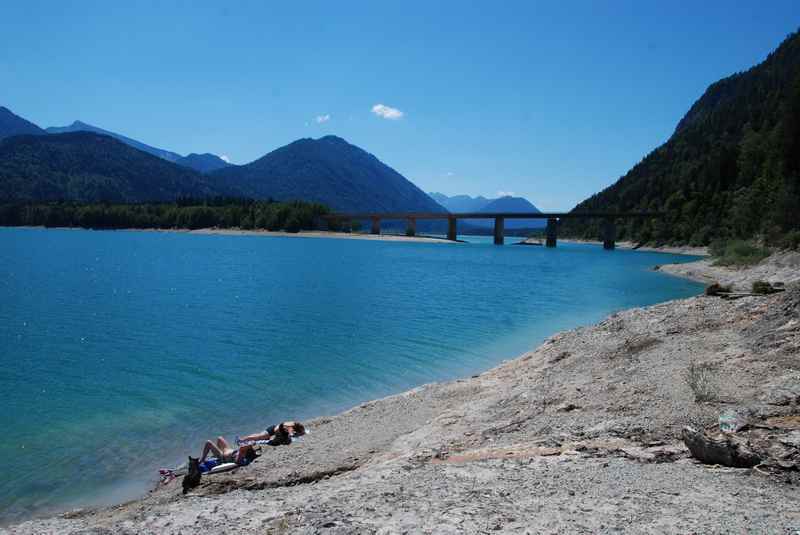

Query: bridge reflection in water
[320,212,663,248]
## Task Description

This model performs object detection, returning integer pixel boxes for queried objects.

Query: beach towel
[159,453,249,483]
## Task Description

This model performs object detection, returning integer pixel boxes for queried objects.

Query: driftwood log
[682,426,762,468]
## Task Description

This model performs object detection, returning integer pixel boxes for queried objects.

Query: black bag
[182,456,202,494]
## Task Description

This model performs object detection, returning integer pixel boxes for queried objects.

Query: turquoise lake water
[0,228,703,523]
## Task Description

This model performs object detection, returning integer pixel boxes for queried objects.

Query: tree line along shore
[0,199,330,233]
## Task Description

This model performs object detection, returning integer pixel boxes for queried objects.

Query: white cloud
[496,191,516,198]
[371,103,404,120]
[220,155,231,163]
[445,171,454,177]
[315,114,331,124]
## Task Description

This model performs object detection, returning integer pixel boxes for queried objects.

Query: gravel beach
[4,251,800,534]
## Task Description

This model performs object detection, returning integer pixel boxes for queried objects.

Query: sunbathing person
[239,421,305,445]
[199,436,258,465]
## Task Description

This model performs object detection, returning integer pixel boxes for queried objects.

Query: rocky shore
[185,228,458,243]
[658,250,800,291]
[521,237,710,256]
[5,252,800,534]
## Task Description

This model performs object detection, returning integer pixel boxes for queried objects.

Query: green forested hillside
[0,132,220,202]
[562,30,800,247]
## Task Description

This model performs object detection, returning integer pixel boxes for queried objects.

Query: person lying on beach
[239,421,305,446]
[199,436,259,465]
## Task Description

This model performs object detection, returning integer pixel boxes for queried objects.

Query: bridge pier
[447,217,457,241]
[406,217,416,237]
[603,218,616,250]
[371,216,381,235]
[494,217,504,245]
[546,218,558,247]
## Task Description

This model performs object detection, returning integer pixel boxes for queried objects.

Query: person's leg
[217,436,233,454]
[235,445,257,465]
[200,440,224,463]
[240,430,270,442]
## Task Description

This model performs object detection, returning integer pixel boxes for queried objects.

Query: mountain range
[12,23,797,246]
[0,107,448,213]
[430,192,545,229]
[562,30,800,246]
[429,193,491,212]
[45,120,231,173]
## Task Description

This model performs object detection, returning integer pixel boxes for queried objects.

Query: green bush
[709,239,771,266]
[780,230,800,250]
[283,214,302,233]
[752,280,781,295]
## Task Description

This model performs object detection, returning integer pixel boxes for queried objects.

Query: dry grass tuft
[684,360,720,402]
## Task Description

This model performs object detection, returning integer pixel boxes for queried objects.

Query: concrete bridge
[320,212,663,248]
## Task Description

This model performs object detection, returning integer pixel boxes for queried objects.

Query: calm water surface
[0,228,703,522]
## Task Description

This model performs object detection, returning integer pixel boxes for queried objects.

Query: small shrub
[752,280,779,295]
[780,230,800,251]
[709,239,770,267]
[684,361,719,403]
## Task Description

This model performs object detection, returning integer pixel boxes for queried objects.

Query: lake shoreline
[7,225,715,254]
[7,251,799,533]
[523,236,711,256]
[5,225,459,244]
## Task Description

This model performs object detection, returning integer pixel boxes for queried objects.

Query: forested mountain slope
[210,135,445,212]
[0,132,218,202]
[562,30,800,246]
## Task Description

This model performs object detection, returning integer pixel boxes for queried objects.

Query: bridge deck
[318,211,662,247]
[320,211,661,220]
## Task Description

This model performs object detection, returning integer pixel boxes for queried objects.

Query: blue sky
[1,1,798,209]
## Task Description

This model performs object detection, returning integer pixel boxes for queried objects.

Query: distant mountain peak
[319,134,348,143]
[176,152,232,173]
[44,120,230,173]
[430,192,544,228]
[45,120,184,162]
[209,136,444,213]
[481,195,541,213]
